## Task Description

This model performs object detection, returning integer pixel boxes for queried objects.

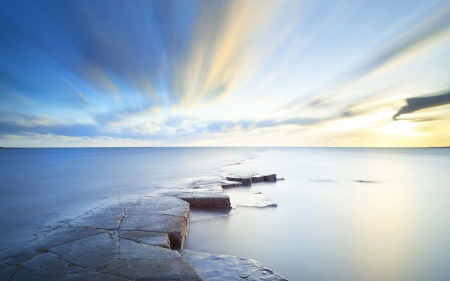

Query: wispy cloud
[1,0,449,146]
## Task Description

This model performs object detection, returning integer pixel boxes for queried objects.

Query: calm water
[1,148,449,281]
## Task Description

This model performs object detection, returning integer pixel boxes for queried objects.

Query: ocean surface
[1,147,449,280]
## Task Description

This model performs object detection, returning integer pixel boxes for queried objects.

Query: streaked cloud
[1,0,449,146]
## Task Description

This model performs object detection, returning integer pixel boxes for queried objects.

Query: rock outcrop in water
[181,250,287,281]
[1,172,285,280]
[226,173,277,186]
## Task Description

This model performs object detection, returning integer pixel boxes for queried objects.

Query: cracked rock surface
[2,173,283,280]
[1,195,203,281]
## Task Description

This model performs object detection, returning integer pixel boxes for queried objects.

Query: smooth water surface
[184,148,450,281]
[0,147,259,250]
[1,147,449,281]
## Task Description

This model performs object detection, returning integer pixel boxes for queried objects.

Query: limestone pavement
[1,174,287,280]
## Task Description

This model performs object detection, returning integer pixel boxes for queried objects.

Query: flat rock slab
[10,267,63,281]
[0,266,17,280]
[226,191,277,208]
[69,204,125,230]
[6,233,205,281]
[163,190,231,209]
[20,252,68,276]
[226,173,278,185]
[102,258,203,281]
[187,192,232,209]
[226,175,252,186]
[251,175,265,183]
[263,174,277,182]
[50,232,119,271]
[63,266,128,281]
[120,230,171,249]
[220,180,243,188]
[119,196,190,248]
[1,174,282,280]
[181,250,288,281]
[1,195,205,280]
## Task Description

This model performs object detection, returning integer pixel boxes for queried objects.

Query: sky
[1,0,449,147]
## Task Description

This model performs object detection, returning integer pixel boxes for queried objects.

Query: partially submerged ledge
[0,173,287,280]
[226,173,277,186]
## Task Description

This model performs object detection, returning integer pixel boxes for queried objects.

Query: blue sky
[1,0,449,147]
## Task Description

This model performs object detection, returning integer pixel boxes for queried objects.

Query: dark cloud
[393,91,450,120]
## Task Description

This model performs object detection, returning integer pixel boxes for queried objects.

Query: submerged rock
[226,190,277,208]
[181,249,288,281]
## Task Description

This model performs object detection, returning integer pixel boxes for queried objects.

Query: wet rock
[220,180,243,188]
[30,227,106,253]
[162,189,232,209]
[69,204,124,230]
[181,250,288,281]
[101,258,204,281]
[0,265,16,280]
[251,175,265,183]
[183,192,232,209]
[63,266,128,281]
[120,197,189,248]
[20,252,68,276]
[226,175,252,186]
[120,230,171,249]
[240,177,252,186]
[119,239,181,260]
[263,174,277,182]
[0,246,38,266]
[1,173,284,280]
[50,232,119,271]
[10,267,62,281]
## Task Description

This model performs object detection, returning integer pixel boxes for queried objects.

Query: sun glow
[380,120,418,135]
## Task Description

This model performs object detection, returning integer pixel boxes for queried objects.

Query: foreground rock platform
[0,195,204,281]
[1,173,285,280]
[181,250,288,281]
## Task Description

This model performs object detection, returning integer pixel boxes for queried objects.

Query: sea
[1,147,449,281]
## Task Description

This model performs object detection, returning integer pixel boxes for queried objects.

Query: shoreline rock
[181,250,288,281]
[226,173,278,186]
[1,172,285,280]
